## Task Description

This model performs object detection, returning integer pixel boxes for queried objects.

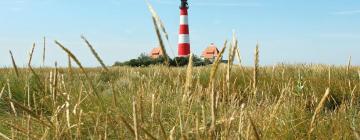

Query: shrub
[113,53,212,67]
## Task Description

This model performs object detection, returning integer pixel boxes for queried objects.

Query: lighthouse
[178,0,190,57]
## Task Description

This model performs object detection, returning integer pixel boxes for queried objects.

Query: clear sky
[0,0,359,67]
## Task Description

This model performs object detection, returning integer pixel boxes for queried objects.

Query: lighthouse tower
[178,0,190,57]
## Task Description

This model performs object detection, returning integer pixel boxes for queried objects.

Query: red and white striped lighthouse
[178,0,190,57]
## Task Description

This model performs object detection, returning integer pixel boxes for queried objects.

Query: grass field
[0,2,359,139]
[0,63,359,139]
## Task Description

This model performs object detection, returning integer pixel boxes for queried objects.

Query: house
[201,43,220,61]
[150,47,164,59]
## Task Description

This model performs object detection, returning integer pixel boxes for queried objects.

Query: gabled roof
[150,47,164,58]
[202,43,219,59]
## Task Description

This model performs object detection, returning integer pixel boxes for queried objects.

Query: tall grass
[184,53,193,101]
[42,37,46,66]
[0,2,359,139]
[28,43,36,67]
[9,50,19,77]
[146,1,170,65]
[0,62,359,139]
[54,41,101,102]
[81,35,109,72]
[209,40,227,138]
[308,88,330,138]
[253,42,259,90]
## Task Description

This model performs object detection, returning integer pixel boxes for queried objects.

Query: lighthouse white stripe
[180,15,188,25]
[178,34,190,43]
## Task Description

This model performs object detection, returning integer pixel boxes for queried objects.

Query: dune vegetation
[0,41,360,139]
[0,1,359,140]
[0,61,360,140]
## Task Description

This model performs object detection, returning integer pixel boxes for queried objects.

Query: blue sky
[0,0,359,67]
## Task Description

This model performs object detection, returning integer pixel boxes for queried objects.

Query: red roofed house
[201,43,220,61]
[150,47,164,59]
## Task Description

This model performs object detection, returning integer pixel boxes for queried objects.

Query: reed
[209,40,227,86]
[266,89,285,131]
[184,53,193,101]
[178,109,184,138]
[117,114,135,136]
[308,88,330,138]
[328,66,331,86]
[238,104,245,138]
[350,86,357,107]
[236,47,242,67]
[201,105,206,136]
[55,41,86,78]
[169,126,176,140]
[67,54,72,74]
[347,56,352,75]
[146,0,169,41]
[151,17,169,65]
[81,35,109,72]
[209,40,227,138]
[0,131,11,140]
[3,96,53,128]
[139,126,157,140]
[132,97,139,140]
[232,30,242,67]
[157,112,167,140]
[42,37,46,66]
[28,43,36,67]
[7,80,17,117]
[195,113,200,139]
[253,42,260,89]
[0,86,5,99]
[55,40,104,109]
[351,127,360,140]
[5,122,40,139]
[151,94,155,121]
[146,1,170,65]
[248,113,261,140]
[226,33,238,94]
[26,43,46,94]
[9,50,19,77]
[65,93,71,128]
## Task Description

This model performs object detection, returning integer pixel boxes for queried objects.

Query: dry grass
[42,37,46,66]
[146,1,170,65]
[209,40,227,138]
[184,53,193,101]
[308,88,331,138]
[0,63,359,139]
[9,50,19,77]
[347,56,352,75]
[28,43,36,67]
[81,35,109,72]
[0,3,359,139]
[253,42,260,90]
[54,41,102,104]
[226,33,238,94]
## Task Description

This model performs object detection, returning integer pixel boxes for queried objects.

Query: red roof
[202,43,219,59]
[150,47,163,58]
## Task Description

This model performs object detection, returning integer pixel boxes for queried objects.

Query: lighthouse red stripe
[179,25,189,34]
[180,8,188,15]
[178,43,190,56]
[178,3,190,57]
